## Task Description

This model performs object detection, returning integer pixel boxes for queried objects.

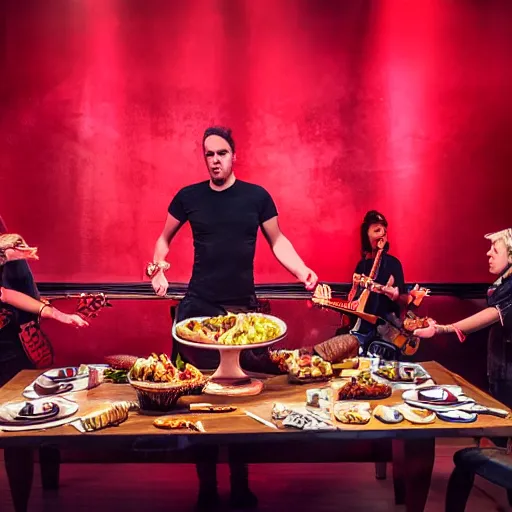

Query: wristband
[37,303,51,323]
[453,326,467,343]
[145,261,170,279]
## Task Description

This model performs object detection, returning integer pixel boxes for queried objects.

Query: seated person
[312,210,420,362]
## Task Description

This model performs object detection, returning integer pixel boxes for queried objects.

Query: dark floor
[0,441,509,512]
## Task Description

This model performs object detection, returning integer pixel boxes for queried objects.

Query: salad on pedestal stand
[172,312,287,396]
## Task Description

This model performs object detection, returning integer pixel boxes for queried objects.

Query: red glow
[0,0,510,284]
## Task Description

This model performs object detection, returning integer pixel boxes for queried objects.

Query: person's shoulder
[173,181,209,198]
[354,257,365,270]
[384,253,403,270]
[237,180,272,196]
[385,253,402,265]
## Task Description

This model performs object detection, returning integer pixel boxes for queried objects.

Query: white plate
[173,314,288,351]
[395,403,436,424]
[373,362,431,381]
[436,409,477,423]
[0,397,78,427]
[402,386,476,412]
[23,374,89,399]
[43,367,89,382]
[371,362,434,390]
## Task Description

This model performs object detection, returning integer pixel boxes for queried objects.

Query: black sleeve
[258,188,278,224]
[1,261,40,300]
[392,258,406,295]
[501,303,512,336]
[1,261,40,324]
[168,189,188,223]
[354,259,365,274]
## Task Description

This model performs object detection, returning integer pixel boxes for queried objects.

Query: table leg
[392,440,406,505]
[374,462,387,480]
[372,439,390,480]
[393,438,436,512]
[39,445,60,491]
[4,447,34,512]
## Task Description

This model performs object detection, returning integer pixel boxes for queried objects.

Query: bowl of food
[128,353,207,412]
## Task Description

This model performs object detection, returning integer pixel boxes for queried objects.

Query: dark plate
[33,376,74,396]
[16,403,60,421]
[288,374,332,385]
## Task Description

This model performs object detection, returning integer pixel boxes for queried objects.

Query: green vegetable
[104,369,128,384]
[175,353,185,371]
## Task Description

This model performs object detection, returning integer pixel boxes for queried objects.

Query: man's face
[203,135,235,186]
[487,239,510,275]
[368,223,388,251]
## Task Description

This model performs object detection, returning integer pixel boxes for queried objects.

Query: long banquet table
[0,362,511,512]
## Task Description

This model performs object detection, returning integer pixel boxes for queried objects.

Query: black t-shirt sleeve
[168,189,188,223]
[354,259,365,274]
[258,188,278,224]
[392,258,406,295]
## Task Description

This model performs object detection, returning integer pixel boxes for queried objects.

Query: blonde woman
[0,231,88,385]
[415,228,512,407]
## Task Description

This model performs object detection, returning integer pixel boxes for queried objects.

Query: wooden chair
[445,446,512,511]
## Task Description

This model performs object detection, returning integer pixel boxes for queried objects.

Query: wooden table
[1,362,511,512]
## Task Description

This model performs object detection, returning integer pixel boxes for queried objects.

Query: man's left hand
[298,267,318,291]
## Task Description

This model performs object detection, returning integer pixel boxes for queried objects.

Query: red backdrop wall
[1,0,511,285]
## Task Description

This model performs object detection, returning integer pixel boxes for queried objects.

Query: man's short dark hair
[203,126,235,153]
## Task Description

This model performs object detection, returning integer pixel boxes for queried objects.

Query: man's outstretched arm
[261,216,318,291]
[150,214,183,296]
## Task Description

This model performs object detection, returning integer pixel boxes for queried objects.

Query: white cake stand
[172,315,287,396]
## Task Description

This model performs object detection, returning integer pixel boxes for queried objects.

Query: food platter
[173,314,288,396]
[127,353,206,411]
[269,350,333,384]
[335,374,392,401]
[371,361,434,390]
[173,314,287,350]
[374,362,430,383]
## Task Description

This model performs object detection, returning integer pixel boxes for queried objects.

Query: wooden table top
[0,361,511,447]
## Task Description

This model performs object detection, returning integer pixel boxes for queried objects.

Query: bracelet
[453,326,467,343]
[437,324,466,342]
[436,324,450,334]
[37,303,51,323]
[145,261,170,279]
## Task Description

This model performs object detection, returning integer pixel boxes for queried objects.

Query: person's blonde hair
[485,228,512,261]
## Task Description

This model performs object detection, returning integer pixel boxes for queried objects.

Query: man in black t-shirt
[151,127,317,366]
[164,175,283,368]
[149,126,318,509]
[168,178,278,307]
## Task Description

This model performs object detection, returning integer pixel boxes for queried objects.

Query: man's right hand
[152,272,169,296]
